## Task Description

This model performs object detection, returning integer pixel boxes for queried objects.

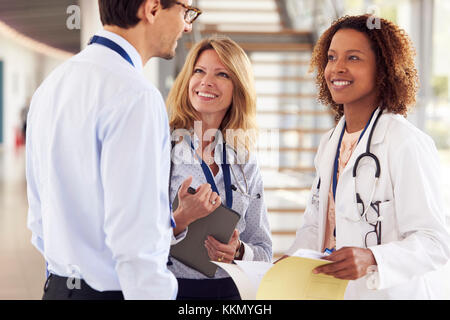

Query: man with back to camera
[26,0,201,300]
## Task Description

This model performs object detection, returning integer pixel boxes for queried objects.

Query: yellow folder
[256,256,348,300]
[214,254,348,300]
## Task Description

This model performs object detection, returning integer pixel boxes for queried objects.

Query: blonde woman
[166,36,272,300]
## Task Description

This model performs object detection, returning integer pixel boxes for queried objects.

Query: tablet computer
[170,187,241,278]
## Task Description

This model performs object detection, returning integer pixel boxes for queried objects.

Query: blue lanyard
[190,141,233,209]
[88,35,135,67]
[332,108,378,200]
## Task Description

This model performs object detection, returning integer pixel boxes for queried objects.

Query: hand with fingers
[313,247,377,280]
[204,229,242,264]
[172,176,221,236]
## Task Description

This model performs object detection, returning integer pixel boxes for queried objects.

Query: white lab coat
[286,108,450,299]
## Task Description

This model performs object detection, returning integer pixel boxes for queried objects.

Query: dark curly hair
[310,14,419,120]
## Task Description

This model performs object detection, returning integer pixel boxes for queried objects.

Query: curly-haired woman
[284,15,450,299]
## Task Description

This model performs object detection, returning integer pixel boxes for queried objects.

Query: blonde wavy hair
[166,35,257,154]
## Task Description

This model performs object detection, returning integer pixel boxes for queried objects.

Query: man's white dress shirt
[26,30,177,299]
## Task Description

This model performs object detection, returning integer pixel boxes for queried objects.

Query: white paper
[234,261,273,290]
[211,262,258,300]
[291,248,327,260]
[212,261,273,300]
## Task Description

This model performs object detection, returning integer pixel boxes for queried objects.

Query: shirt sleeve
[284,174,322,255]
[98,89,177,299]
[285,132,331,255]
[25,98,45,256]
[238,162,272,262]
[369,135,450,290]
[171,227,188,245]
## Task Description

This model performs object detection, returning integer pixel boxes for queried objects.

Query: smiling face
[324,28,379,110]
[188,49,234,124]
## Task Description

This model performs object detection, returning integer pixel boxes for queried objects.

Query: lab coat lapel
[369,109,389,146]
[316,117,346,248]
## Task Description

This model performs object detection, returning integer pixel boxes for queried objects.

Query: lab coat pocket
[310,176,320,214]
[377,199,397,243]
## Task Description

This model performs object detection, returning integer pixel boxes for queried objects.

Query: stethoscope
[352,108,383,222]
[318,107,384,250]
[190,140,261,209]
[332,107,383,222]
[230,164,261,200]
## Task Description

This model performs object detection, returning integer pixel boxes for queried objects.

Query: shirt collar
[94,29,144,73]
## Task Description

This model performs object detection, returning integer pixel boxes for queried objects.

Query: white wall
[79,0,102,50]
[0,33,65,149]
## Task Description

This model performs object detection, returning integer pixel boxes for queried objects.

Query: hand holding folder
[213,249,349,300]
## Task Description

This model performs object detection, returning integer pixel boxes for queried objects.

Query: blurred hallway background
[0,149,45,299]
[0,0,449,299]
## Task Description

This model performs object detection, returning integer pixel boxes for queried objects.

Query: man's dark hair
[98,0,176,29]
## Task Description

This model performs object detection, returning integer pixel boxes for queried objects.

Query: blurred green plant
[433,76,449,101]
[427,120,450,149]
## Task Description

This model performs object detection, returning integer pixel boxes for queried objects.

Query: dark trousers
[42,274,124,300]
[176,278,241,300]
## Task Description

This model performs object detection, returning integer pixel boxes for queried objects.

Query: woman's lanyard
[332,108,378,201]
[190,142,233,209]
[88,35,135,67]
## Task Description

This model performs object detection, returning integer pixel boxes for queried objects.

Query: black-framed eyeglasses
[357,197,382,247]
[175,1,202,24]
